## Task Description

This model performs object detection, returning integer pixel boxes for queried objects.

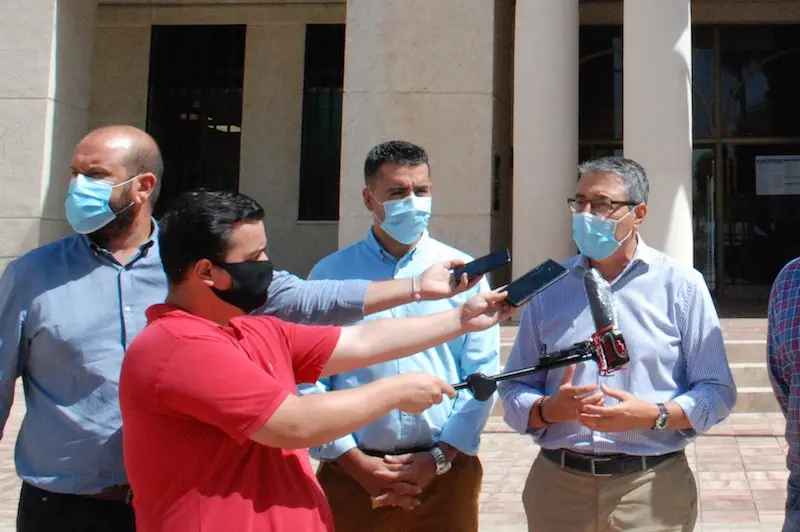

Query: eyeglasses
[567,197,638,218]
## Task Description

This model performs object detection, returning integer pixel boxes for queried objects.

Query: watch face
[655,413,668,429]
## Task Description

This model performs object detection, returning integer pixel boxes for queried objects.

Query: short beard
[89,186,137,246]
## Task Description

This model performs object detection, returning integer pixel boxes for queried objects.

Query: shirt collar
[572,234,656,277]
[81,217,159,262]
[364,227,431,266]
[147,303,245,339]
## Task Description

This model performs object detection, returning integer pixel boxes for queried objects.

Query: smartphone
[452,249,511,281]
[504,259,569,307]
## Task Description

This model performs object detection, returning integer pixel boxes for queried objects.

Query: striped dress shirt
[498,238,736,456]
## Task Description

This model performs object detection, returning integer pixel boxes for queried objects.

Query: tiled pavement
[0,391,789,531]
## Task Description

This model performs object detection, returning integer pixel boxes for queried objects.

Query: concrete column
[0,0,98,271]
[339,0,501,259]
[512,0,579,280]
[624,0,694,266]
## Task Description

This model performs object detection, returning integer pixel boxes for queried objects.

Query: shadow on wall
[38,2,98,249]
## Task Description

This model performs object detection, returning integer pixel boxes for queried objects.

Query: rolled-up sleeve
[259,270,368,326]
[497,304,547,436]
[672,270,737,435]
[0,262,24,440]
[438,279,500,455]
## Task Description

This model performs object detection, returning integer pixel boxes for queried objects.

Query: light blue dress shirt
[299,230,500,460]
[498,239,736,456]
[0,225,369,495]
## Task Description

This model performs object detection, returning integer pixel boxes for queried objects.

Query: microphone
[583,268,615,334]
[583,268,630,375]
[451,267,632,401]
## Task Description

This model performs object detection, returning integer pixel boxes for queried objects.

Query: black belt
[23,483,133,505]
[541,448,683,477]
[360,446,432,458]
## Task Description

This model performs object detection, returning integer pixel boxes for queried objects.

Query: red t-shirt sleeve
[284,323,341,384]
[155,333,290,444]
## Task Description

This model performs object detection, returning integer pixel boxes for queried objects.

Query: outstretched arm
[260,261,478,326]
[321,290,514,377]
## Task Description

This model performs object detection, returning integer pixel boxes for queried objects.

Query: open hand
[460,289,516,332]
[418,260,481,300]
[578,384,659,432]
[540,366,605,423]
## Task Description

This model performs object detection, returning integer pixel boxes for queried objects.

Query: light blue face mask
[65,174,138,234]
[572,211,633,260]
[373,194,432,245]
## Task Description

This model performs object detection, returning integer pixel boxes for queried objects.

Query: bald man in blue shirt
[0,127,477,532]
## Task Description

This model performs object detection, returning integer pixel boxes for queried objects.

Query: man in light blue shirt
[499,157,736,532]
[0,126,477,532]
[299,141,500,532]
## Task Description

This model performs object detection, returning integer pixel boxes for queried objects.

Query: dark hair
[159,189,265,285]
[364,141,429,184]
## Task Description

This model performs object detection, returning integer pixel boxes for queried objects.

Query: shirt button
[124,306,132,312]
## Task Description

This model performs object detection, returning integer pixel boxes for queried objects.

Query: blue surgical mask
[572,211,633,260]
[65,174,138,234]
[373,194,432,245]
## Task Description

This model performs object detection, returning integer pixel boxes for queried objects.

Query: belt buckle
[124,488,133,506]
[589,455,614,477]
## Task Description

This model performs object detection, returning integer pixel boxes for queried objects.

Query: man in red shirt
[119,189,513,532]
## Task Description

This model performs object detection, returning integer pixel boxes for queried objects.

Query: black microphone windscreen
[583,268,615,331]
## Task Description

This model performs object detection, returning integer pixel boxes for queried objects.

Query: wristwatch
[652,403,669,430]
[429,446,452,475]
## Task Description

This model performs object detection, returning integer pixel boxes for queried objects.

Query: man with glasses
[499,156,736,532]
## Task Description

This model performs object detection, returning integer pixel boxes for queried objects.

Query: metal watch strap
[429,446,451,475]
[653,402,669,430]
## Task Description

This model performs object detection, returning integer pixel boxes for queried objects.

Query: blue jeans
[785,475,800,532]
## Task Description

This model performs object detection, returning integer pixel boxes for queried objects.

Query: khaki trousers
[522,452,698,532]
[317,453,482,532]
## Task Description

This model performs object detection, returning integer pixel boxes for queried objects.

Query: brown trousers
[317,453,482,532]
[522,452,698,532]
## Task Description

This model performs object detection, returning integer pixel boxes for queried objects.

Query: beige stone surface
[512,0,580,278]
[239,21,341,276]
[89,26,150,130]
[0,1,97,265]
[624,0,694,266]
[339,0,501,263]
[343,0,495,95]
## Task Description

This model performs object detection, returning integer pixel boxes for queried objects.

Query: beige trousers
[522,452,698,532]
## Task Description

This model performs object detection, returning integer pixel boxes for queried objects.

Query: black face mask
[211,260,274,313]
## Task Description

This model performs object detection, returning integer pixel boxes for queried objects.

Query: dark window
[579,26,622,141]
[298,24,346,221]
[719,26,800,139]
[692,27,716,140]
[146,25,246,218]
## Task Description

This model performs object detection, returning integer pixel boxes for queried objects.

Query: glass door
[692,147,717,290]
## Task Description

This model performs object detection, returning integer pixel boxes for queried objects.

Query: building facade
[3,0,800,306]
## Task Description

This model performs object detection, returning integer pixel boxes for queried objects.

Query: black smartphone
[504,259,569,307]
[452,249,511,281]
